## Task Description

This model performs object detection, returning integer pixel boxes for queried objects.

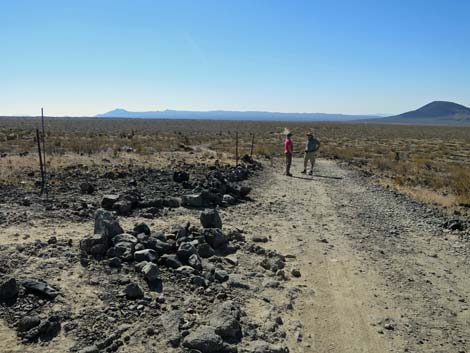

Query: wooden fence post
[36,129,45,195]
[41,108,48,199]
[235,131,239,165]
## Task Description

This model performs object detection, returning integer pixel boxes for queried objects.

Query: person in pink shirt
[284,129,293,176]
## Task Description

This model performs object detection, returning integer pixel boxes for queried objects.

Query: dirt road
[227,158,470,353]
[2,157,470,353]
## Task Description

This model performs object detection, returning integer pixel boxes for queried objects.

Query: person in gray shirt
[301,132,320,175]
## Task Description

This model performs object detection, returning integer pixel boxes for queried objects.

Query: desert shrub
[372,157,394,171]
[2,117,470,209]
[448,165,470,203]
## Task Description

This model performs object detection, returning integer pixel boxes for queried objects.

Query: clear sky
[1,0,470,116]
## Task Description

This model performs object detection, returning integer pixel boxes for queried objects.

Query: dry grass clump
[2,116,470,210]
[448,165,470,204]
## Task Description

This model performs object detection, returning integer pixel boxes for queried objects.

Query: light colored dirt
[0,321,75,353]
[226,158,396,352]
[225,157,470,353]
[2,157,470,353]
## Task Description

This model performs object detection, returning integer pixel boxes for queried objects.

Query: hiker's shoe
[301,170,306,174]
[286,173,293,177]
[308,171,313,175]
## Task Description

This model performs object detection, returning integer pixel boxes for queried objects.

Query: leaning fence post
[41,108,48,199]
[36,129,45,195]
[235,131,239,166]
[250,133,255,158]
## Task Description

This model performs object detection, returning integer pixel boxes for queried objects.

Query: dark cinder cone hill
[364,101,470,126]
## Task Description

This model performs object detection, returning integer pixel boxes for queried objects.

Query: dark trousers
[285,153,292,175]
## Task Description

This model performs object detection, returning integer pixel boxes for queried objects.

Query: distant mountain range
[95,101,470,125]
[95,109,382,122]
[363,101,470,126]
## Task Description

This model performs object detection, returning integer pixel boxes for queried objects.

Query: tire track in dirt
[227,157,470,353]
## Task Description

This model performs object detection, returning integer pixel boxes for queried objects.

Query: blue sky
[1,0,469,116]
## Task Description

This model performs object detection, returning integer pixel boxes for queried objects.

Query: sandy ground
[226,158,470,353]
[1,157,470,353]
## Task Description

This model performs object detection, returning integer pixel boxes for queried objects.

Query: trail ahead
[228,158,470,353]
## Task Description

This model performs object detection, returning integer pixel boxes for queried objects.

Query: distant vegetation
[1,116,470,211]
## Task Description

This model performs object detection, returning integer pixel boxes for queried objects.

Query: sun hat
[283,128,292,136]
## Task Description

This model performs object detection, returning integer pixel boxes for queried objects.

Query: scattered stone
[177,242,198,262]
[17,316,41,332]
[108,241,134,261]
[0,157,267,350]
[214,269,229,282]
[113,200,133,216]
[177,266,197,275]
[134,249,158,262]
[223,194,236,205]
[112,233,138,245]
[191,275,208,288]
[108,257,122,268]
[142,263,159,282]
[163,197,181,208]
[80,233,108,258]
[173,171,189,183]
[21,315,61,342]
[94,210,124,239]
[124,283,144,300]
[252,235,269,243]
[22,197,32,206]
[188,254,203,271]
[0,277,18,301]
[240,340,288,353]
[101,194,120,210]
[237,185,252,197]
[80,182,95,194]
[224,255,239,266]
[135,243,145,251]
[134,223,151,235]
[260,258,272,271]
[259,256,284,273]
[241,154,254,163]
[200,209,223,229]
[197,243,216,258]
[161,254,183,269]
[151,239,174,255]
[137,232,151,244]
[291,269,301,278]
[79,345,99,353]
[204,229,228,249]
[208,301,242,343]
[227,275,250,289]
[182,194,204,208]
[269,257,285,271]
[182,325,224,353]
[276,270,288,280]
[22,279,59,299]
[135,261,150,273]
[141,198,163,208]
[263,279,280,288]
[442,219,465,231]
